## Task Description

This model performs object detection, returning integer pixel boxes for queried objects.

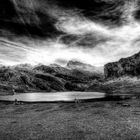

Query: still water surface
[0,92,106,102]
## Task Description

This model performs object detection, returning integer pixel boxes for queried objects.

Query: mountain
[3,51,140,96]
[34,64,104,91]
[97,51,140,96]
[104,51,140,78]
[0,65,65,95]
[0,63,104,95]
[67,60,104,74]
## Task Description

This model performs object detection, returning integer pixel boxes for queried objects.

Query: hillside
[104,51,140,78]
[99,52,140,95]
[0,63,103,95]
[2,51,140,96]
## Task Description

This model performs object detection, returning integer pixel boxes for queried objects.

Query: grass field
[0,99,140,140]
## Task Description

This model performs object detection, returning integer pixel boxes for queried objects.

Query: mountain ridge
[0,61,103,95]
[1,51,140,96]
[104,51,140,78]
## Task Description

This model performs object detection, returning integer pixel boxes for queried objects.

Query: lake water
[0,92,106,102]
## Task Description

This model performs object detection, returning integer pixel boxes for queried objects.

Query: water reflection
[0,92,105,102]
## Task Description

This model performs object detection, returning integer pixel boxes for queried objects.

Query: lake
[0,92,106,102]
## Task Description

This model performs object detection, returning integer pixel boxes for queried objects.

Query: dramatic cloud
[0,0,140,66]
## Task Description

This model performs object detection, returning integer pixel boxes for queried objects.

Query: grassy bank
[0,99,140,140]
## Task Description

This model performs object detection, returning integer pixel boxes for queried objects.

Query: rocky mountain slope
[104,51,140,79]
[98,51,140,96]
[0,62,104,95]
[2,51,140,96]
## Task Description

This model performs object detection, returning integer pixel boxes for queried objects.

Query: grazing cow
[12,89,16,95]
[14,99,22,105]
[74,98,81,103]
[14,99,18,105]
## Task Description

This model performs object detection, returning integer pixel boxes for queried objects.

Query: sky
[0,0,140,66]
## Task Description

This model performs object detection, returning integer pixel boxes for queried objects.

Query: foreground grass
[0,99,140,140]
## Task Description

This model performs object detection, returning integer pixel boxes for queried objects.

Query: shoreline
[0,95,132,104]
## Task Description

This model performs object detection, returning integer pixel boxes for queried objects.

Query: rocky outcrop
[104,51,140,78]
[102,52,140,95]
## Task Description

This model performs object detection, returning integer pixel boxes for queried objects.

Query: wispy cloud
[0,0,140,66]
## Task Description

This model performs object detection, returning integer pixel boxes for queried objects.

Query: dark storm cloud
[0,0,139,38]
[76,34,110,48]
[0,0,140,66]
[0,0,63,38]
[58,34,80,45]
[134,0,140,21]
[59,33,110,48]
[0,0,126,38]
[54,0,125,26]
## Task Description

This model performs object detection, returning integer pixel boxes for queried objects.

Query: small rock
[122,104,130,107]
